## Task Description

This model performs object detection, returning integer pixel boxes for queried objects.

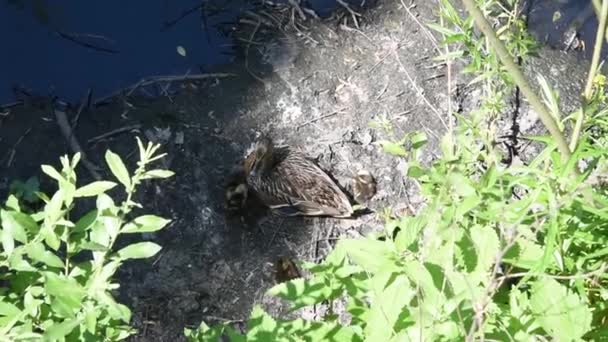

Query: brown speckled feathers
[245,138,353,218]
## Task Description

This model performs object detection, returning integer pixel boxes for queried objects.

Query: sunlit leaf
[105,150,131,189]
[378,141,407,157]
[41,165,65,183]
[0,300,21,317]
[530,277,592,340]
[341,238,396,273]
[1,209,29,243]
[268,277,333,310]
[1,229,15,256]
[117,242,162,260]
[44,318,80,340]
[247,306,277,340]
[122,215,171,234]
[26,242,64,268]
[74,181,117,197]
[142,169,175,179]
[44,272,86,317]
[366,273,413,341]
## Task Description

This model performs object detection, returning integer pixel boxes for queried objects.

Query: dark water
[525,0,602,56]
[0,0,251,103]
[0,0,599,105]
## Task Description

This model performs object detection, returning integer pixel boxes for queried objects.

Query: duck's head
[248,136,274,178]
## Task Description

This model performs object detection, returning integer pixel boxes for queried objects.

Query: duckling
[245,136,354,218]
[225,164,248,212]
[274,257,302,283]
[352,169,376,203]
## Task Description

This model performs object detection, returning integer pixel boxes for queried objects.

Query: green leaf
[470,225,500,281]
[1,209,29,243]
[378,141,407,157]
[341,238,396,273]
[105,150,131,189]
[122,215,171,233]
[366,273,414,341]
[268,277,333,310]
[247,305,277,340]
[1,229,14,256]
[117,242,162,260]
[142,169,175,179]
[90,221,111,248]
[80,241,108,252]
[41,165,65,183]
[44,272,86,316]
[84,306,97,334]
[44,189,65,224]
[8,250,37,271]
[44,318,80,340]
[447,172,476,197]
[74,210,98,233]
[406,162,426,178]
[0,301,21,317]
[97,291,131,322]
[403,261,446,312]
[410,131,428,149]
[5,195,20,211]
[530,277,592,340]
[26,242,64,268]
[96,193,118,216]
[394,216,425,252]
[42,227,61,251]
[71,152,81,169]
[503,239,546,270]
[74,181,117,197]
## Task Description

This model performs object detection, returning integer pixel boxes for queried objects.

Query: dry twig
[55,31,119,54]
[71,88,92,129]
[94,73,235,105]
[4,128,32,168]
[297,109,346,129]
[88,124,142,145]
[53,109,101,180]
[393,51,448,130]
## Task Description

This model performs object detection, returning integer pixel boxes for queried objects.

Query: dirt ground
[0,0,590,340]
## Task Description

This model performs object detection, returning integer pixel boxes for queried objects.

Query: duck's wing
[253,174,330,216]
[268,152,353,217]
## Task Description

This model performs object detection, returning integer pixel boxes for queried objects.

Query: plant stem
[591,0,608,43]
[571,0,608,151]
[460,0,572,160]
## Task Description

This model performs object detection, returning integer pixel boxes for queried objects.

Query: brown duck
[245,136,353,218]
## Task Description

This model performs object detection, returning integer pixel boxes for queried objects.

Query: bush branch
[460,0,572,160]
[571,0,608,150]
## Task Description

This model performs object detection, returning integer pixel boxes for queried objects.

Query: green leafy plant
[9,176,41,205]
[188,0,608,341]
[0,137,173,341]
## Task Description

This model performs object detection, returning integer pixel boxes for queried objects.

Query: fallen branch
[162,3,204,31]
[88,124,142,144]
[297,109,346,129]
[53,109,101,180]
[94,73,235,106]
[4,128,31,168]
[71,88,92,129]
[55,31,119,54]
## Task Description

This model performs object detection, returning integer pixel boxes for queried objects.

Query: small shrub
[0,137,173,341]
